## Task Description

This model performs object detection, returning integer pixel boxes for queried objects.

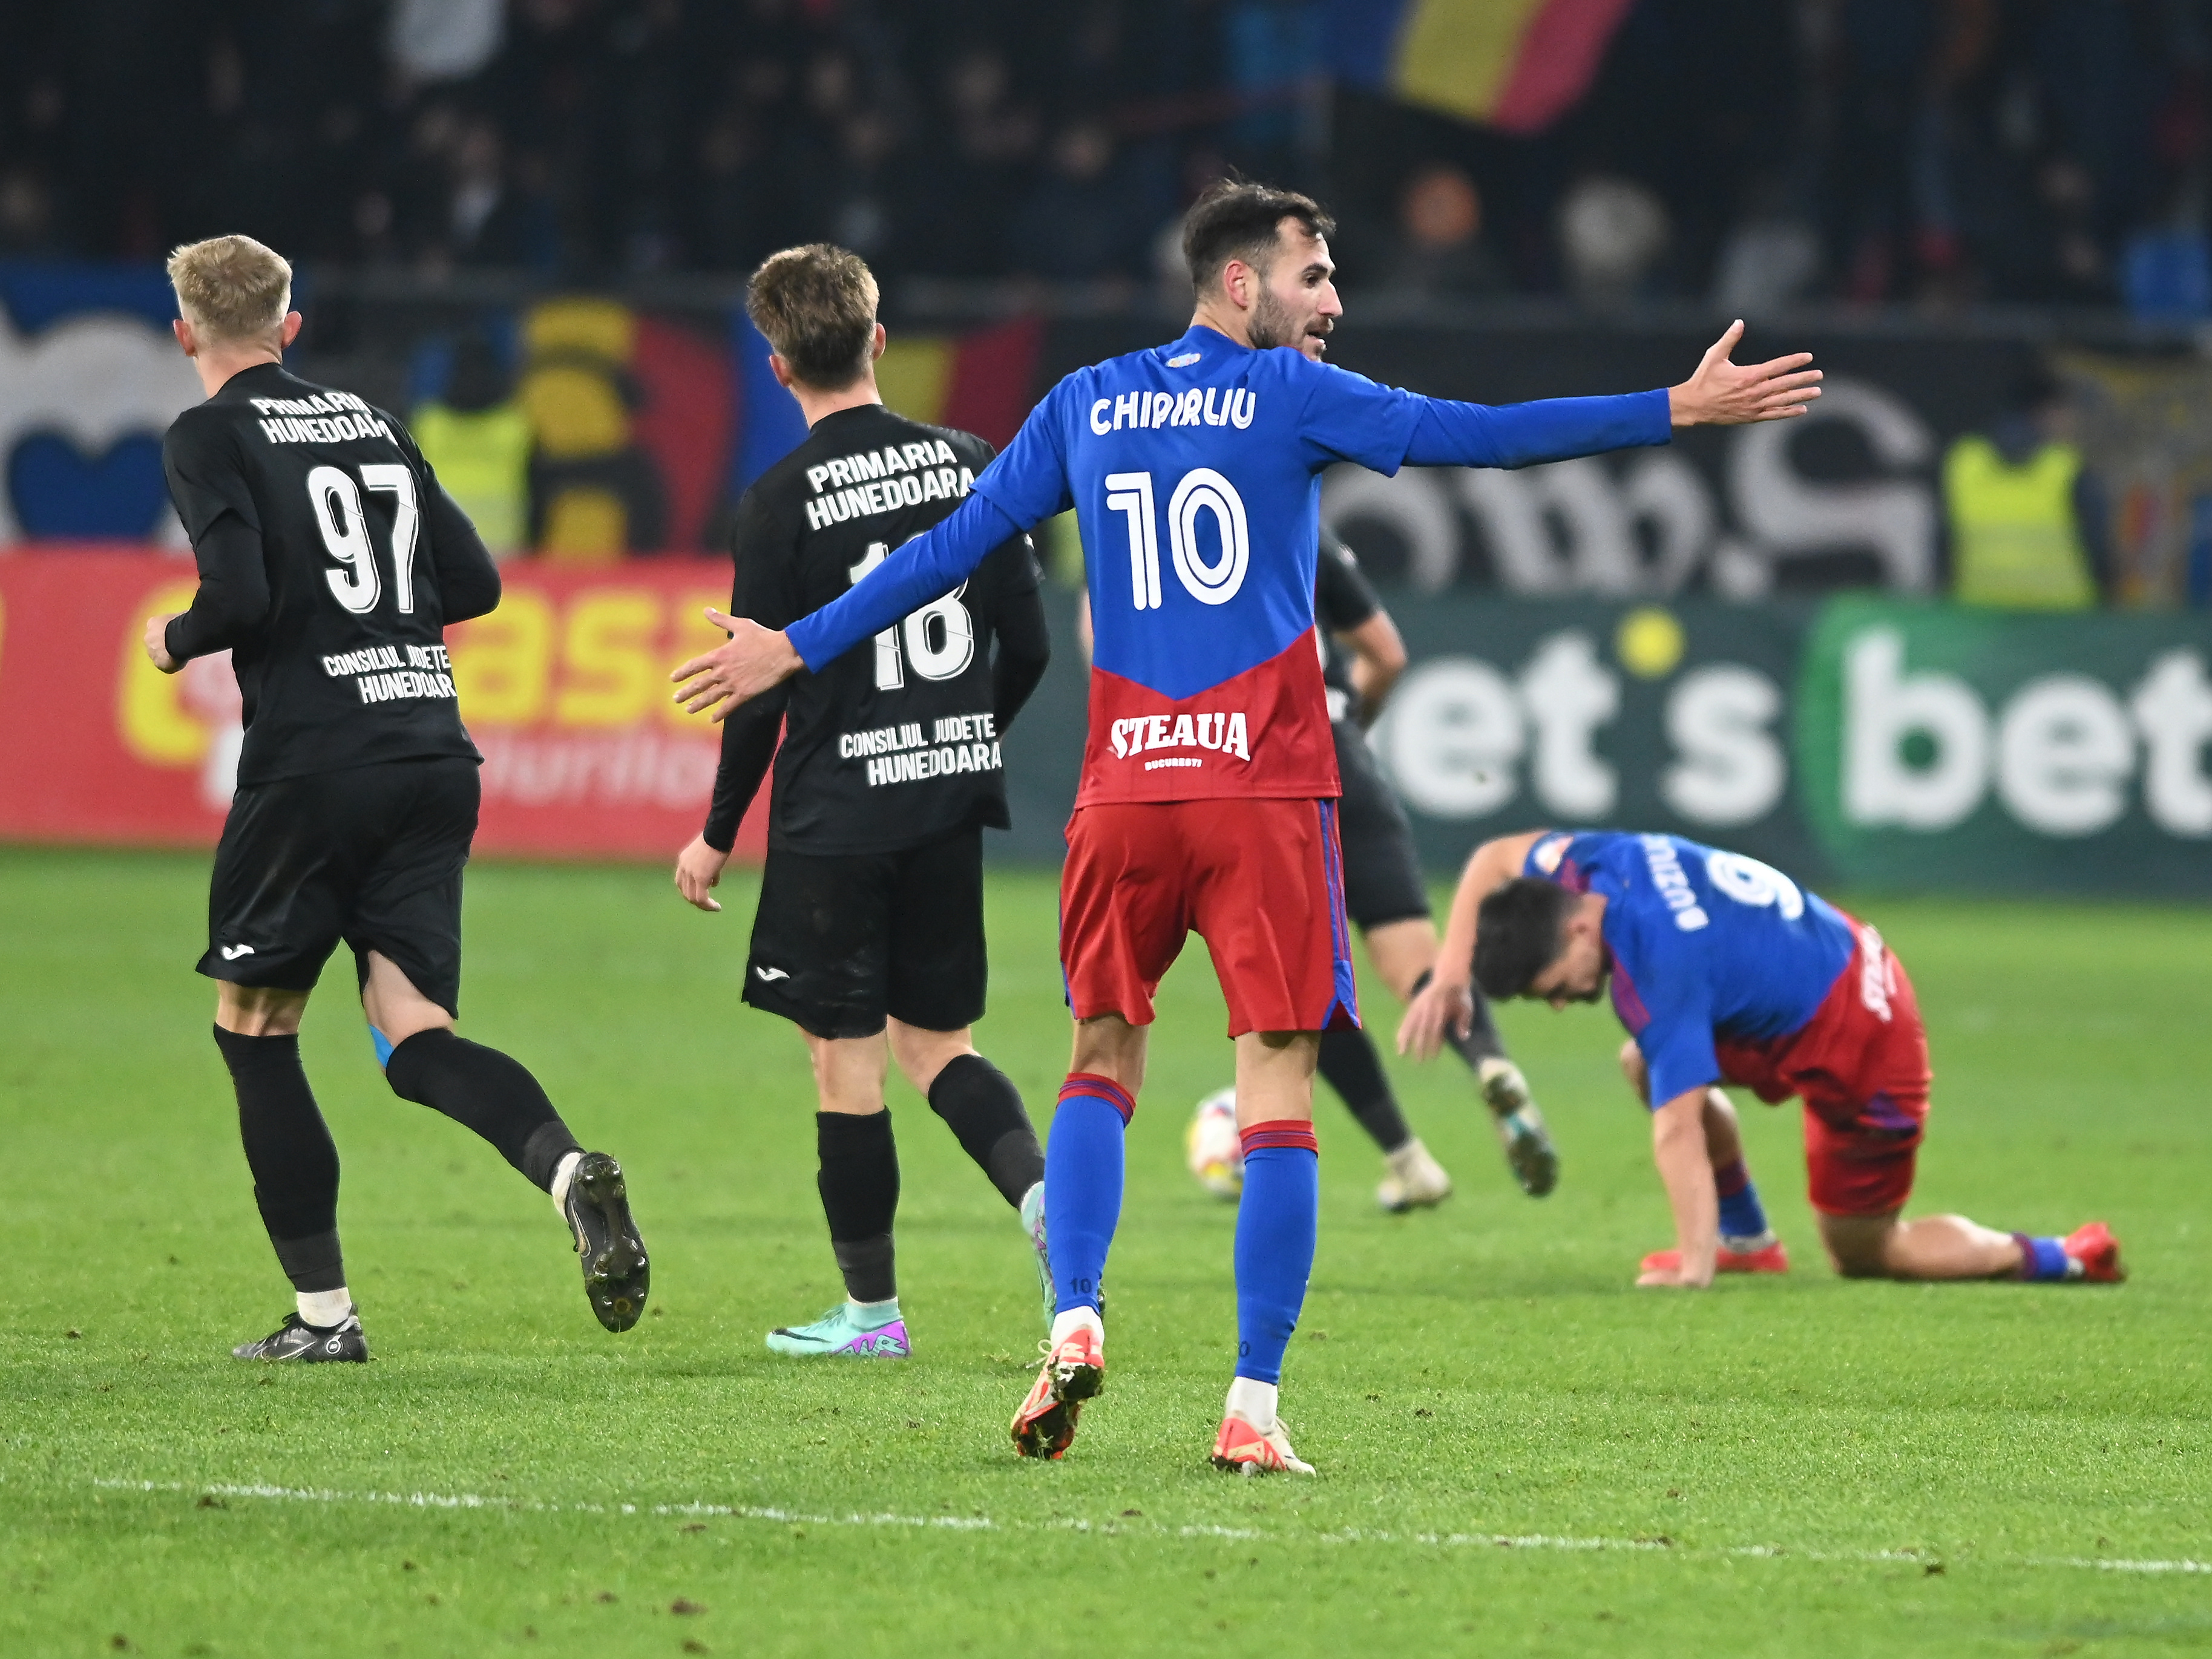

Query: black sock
[1410,968,1507,1068]
[927,1053,1044,1209]
[817,1111,899,1304]
[1318,1025,1413,1154]
[384,1028,580,1192]
[212,1026,346,1294]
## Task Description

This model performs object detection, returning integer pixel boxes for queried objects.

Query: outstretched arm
[1399,321,1820,471]
[671,491,1026,722]
[1397,830,1546,1059]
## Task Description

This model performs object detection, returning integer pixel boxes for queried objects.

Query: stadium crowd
[2,1,2208,316]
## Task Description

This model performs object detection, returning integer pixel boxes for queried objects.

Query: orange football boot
[1210,1413,1314,1476]
[1011,1323,1104,1459]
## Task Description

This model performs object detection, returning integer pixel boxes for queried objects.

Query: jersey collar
[1158,323,1251,366]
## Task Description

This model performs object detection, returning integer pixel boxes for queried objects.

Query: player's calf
[771,1108,908,1355]
[1817,1211,2125,1283]
[381,1026,649,1331]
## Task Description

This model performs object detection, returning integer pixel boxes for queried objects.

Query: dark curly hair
[1472,879,1580,1000]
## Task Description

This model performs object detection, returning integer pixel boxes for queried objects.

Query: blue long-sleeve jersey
[784,324,1670,804]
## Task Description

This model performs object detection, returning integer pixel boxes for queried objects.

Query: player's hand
[1396,975,1474,1062]
[143,614,183,673]
[674,834,730,912]
[1666,321,1821,427]
[1635,1265,1713,1288]
[671,609,802,721]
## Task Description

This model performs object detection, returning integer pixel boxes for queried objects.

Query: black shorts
[1333,720,1431,931]
[744,827,988,1040]
[202,756,478,1016]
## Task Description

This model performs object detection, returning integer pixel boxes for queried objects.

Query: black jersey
[703,403,1051,858]
[1314,528,1383,725]
[162,362,498,788]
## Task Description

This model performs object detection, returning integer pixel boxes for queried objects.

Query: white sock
[1226,1376,1278,1432]
[1049,1305,1103,1347]
[847,1296,901,1329]
[298,1288,353,1329]
[549,1150,583,1220]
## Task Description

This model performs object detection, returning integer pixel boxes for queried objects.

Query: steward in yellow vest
[1943,396,2105,609]
[411,334,532,557]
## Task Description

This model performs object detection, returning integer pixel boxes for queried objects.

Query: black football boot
[232,1311,370,1363]
[564,1151,649,1332]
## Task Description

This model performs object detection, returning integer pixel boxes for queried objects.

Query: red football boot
[1639,1239,1790,1276]
[2063,1221,2125,1283]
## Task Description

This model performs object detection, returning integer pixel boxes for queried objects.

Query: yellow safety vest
[410,401,534,555]
[1943,434,2096,610]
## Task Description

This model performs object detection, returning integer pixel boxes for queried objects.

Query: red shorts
[1060,797,1359,1038]
[1713,918,1931,1218]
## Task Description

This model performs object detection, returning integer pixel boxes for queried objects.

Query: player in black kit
[1288,532,1560,1208]
[672,244,1052,1358]
[143,235,647,1363]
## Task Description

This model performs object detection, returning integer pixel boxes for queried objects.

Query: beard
[1247,286,1330,354]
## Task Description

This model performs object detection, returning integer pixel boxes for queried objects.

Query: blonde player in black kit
[143,235,648,1363]
[672,244,1053,1358]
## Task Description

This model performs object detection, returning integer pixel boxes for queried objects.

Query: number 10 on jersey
[1104,468,1250,610]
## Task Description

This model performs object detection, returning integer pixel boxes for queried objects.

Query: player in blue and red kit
[674,183,1824,1470]
[1403,830,2123,1288]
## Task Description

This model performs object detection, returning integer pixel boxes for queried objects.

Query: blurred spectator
[2122,223,2212,324]
[1378,164,1506,299]
[908,48,1042,278]
[0,166,60,257]
[387,0,505,88]
[1943,370,2109,609]
[412,333,533,558]
[1008,122,1151,282]
[444,119,538,267]
[1558,174,1670,306]
[1709,175,1821,314]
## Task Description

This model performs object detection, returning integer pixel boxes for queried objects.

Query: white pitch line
[88,1480,2210,1576]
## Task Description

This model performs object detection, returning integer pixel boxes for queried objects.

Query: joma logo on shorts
[1108,711,1252,762]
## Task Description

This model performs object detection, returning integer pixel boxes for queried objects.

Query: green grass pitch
[2,846,2207,1658]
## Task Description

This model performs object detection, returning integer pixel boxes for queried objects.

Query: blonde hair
[166,234,293,344]
[745,244,879,390]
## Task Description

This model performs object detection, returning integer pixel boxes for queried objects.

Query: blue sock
[1046,1075,1131,1315]
[1233,1125,1319,1385]
[1714,1156,1769,1240]
[2013,1233,2071,1281]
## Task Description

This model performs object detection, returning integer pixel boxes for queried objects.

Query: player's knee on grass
[1619,1040,1649,1104]
[1817,1211,1899,1278]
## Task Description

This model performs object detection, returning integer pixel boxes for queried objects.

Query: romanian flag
[1327,0,1637,134]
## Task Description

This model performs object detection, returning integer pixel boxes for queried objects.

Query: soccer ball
[1185,1087,1244,1199]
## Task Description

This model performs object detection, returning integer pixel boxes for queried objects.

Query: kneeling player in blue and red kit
[675,182,1824,1470]
[1404,831,2123,1288]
